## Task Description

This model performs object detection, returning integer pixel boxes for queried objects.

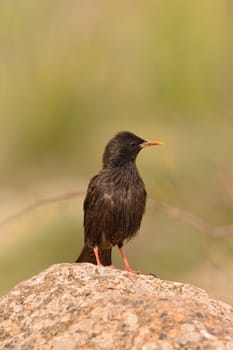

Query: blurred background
[0,1,233,304]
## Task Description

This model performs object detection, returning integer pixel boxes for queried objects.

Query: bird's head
[103,131,163,168]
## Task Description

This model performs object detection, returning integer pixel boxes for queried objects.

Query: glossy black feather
[84,165,146,248]
[76,131,148,265]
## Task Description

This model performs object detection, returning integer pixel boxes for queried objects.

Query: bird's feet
[125,264,138,274]
[106,264,116,269]
[93,246,102,265]
[118,246,138,273]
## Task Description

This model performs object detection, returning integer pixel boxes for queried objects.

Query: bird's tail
[75,244,112,266]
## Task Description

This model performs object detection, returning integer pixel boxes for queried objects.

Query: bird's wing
[83,173,115,246]
[83,171,146,247]
[83,174,113,211]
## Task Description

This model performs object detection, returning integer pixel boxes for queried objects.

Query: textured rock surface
[0,263,233,350]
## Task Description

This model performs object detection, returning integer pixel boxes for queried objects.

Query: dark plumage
[76,131,163,272]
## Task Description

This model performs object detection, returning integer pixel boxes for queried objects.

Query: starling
[76,131,163,272]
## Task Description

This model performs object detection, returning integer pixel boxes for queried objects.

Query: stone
[0,263,232,349]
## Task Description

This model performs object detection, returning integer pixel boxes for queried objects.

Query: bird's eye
[130,141,137,146]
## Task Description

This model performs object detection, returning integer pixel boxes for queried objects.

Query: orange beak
[142,140,164,147]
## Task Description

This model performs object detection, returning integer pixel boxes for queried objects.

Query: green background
[0,1,233,305]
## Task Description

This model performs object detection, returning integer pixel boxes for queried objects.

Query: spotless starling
[76,131,163,272]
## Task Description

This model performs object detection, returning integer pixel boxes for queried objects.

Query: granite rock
[0,263,233,349]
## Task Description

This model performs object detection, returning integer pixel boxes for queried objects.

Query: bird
[76,131,163,272]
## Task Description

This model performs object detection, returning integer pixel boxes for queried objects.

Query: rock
[0,263,232,350]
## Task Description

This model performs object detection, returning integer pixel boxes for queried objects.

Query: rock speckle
[0,263,232,349]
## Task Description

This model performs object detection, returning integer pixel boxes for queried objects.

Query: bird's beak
[141,140,164,148]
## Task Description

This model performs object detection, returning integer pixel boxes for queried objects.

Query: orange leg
[93,246,102,265]
[118,246,136,273]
